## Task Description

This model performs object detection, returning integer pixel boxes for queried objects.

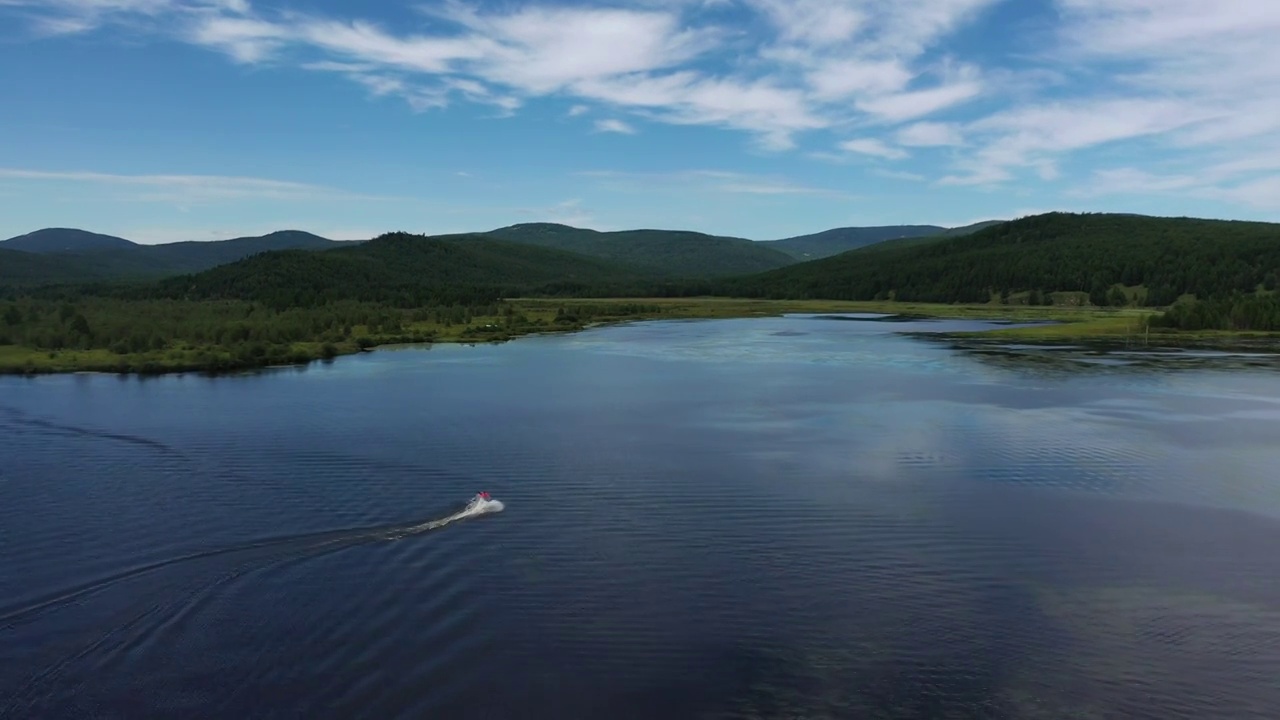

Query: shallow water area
[2,314,1279,719]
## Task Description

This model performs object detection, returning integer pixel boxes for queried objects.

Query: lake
[3,314,1280,719]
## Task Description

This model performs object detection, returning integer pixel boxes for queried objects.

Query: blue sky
[1,0,1278,243]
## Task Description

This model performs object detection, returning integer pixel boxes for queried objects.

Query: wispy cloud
[5,0,1280,213]
[838,138,909,160]
[0,167,385,202]
[513,198,600,229]
[927,0,1280,208]
[1072,163,1280,212]
[117,223,380,245]
[854,66,983,122]
[594,118,636,135]
[897,121,964,147]
[874,168,928,182]
[0,0,1000,151]
[579,169,858,199]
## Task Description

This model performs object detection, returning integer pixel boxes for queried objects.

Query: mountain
[1,228,137,254]
[0,229,351,287]
[852,220,1008,254]
[762,221,1008,260]
[0,248,107,286]
[726,213,1280,306]
[152,231,642,307]
[938,220,1004,237]
[762,225,946,260]
[140,230,342,270]
[484,223,795,277]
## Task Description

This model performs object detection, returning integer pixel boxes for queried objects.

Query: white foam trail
[386,497,505,539]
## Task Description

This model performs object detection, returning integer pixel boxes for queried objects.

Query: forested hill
[0,248,110,286]
[148,232,641,307]
[761,225,945,260]
[141,230,343,269]
[1,228,137,253]
[725,213,1280,305]
[760,220,1004,260]
[0,229,350,286]
[845,220,1008,255]
[484,223,795,277]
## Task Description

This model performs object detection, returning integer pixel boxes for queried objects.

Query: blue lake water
[3,314,1280,718]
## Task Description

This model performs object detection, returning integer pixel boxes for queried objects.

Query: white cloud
[940,97,1215,188]
[748,0,866,46]
[751,0,999,57]
[32,15,98,35]
[839,138,909,160]
[1057,0,1280,61]
[1073,164,1280,212]
[0,0,1001,152]
[579,169,858,199]
[514,198,599,229]
[116,224,379,245]
[874,168,927,182]
[594,118,636,135]
[855,69,982,121]
[6,0,1280,215]
[453,6,714,93]
[1207,175,1280,209]
[1081,168,1201,196]
[574,72,824,150]
[897,121,964,147]
[0,167,384,202]
[189,14,282,62]
[928,0,1280,210]
[803,58,913,101]
[937,165,1013,187]
[869,0,1003,57]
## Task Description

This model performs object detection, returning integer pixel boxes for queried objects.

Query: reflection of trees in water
[939,339,1280,378]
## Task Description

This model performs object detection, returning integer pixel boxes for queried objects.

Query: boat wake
[0,494,505,628]
[380,495,505,539]
[0,494,506,716]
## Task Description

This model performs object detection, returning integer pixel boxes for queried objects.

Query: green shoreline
[3,298,1278,377]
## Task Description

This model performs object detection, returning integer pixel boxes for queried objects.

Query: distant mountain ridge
[762,221,1005,260]
[483,223,794,278]
[152,231,643,307]
[0,228,351,286]
[1,219,1007,289]
[1,228,138,254]
[761,226,945,260]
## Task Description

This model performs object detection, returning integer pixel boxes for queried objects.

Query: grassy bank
[3,297,1277,376]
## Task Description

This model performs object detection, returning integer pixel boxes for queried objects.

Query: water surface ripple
[2,315,1279,718]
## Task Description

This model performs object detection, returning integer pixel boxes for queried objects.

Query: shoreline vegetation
[3,297,1278,377]
[4,212,1280,376]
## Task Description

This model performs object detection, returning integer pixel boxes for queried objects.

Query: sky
[1,0,1279,243]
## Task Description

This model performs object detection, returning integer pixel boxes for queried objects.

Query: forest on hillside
[484,224,796,277]
[725,213,1280,308]
[1151,294,1280,331]
[126,232,642,308]
[4,214,1280,367]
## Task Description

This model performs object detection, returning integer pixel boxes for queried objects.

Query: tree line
[717,213,1280,312]
[0,295,672,374]
[1152,294,1280,331]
